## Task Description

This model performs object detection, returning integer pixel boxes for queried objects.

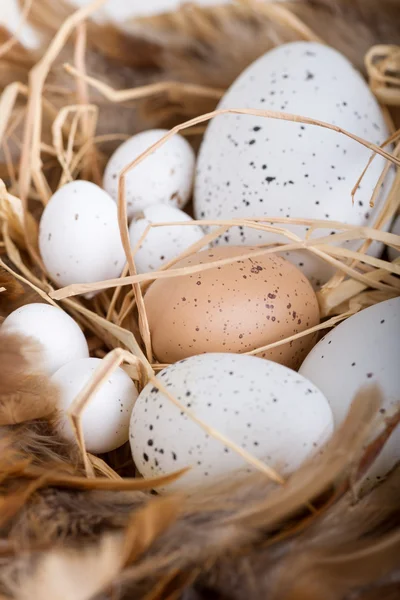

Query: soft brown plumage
[1,0,399,155]
[0,2,399,598]
[0,335,399,600]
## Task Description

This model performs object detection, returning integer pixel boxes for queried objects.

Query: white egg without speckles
[39,181,125,292]
[129,204,205,273]
[1,303,89,375]
[103,130,195,219]
[194,42,394,287]
[299,298,400,488]
[52,358,138,454]
[130,353,333,493]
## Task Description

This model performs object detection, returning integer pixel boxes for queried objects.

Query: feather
[5,534,124,600]
[0,331,59,425]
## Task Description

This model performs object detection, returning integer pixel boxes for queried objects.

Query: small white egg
[299,298,400,488]
[129,204,205,273]
[1,303,89,375]
[39,180,125,291]
[130,353,333,493]
[103,129,195,219]
[52,357,138,454]
[388,214,400,261]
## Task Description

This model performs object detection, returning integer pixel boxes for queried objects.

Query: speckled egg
[194,41,394,287]
[130,353,334,492]
[103,129,195,220]
[39,181,125,291]
[52,357,138,454]
[129,204,205,273]
[299,297,400,489]
[144,246,320,368]
[388,214,400,261]
[1,303,89,376]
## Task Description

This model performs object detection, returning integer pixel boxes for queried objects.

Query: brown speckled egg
[144,246,320,369]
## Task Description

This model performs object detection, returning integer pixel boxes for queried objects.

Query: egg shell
[144,246,320,369]
[129,204,205,273]
[103,129,195,219]
[388,214,400,261]
[194,41,394,287]
[130,353,333,492]
[1,303,89,375]
[299,297,400,488]
[52,357,138,454]
[39,181,125,291]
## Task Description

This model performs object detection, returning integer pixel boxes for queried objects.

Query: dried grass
[0,1,399,597]
[0,0,398,484]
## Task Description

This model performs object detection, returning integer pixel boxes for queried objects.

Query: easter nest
[0,0,400,599]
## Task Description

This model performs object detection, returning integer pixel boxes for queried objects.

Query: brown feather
[4,0,399,145]
[0,331,59,425]
[0,2,399,599]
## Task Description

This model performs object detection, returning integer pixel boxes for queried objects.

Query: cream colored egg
[52,357,138,454]
[194,42,394,287]
[103,130,195,219]
[299,298,400,489]
[130,353,334,493]
[39,181,125,292]
[1,303,89,375]
[129,204,205,273]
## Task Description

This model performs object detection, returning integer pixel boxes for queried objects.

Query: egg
[1,303,89,375]
[299,297,400,488]
[144,246,320,369]
[103,129,195,219]
[39,181,125,291]
[194,41,394,287]
[52,357,138,454]
[129,204,205,273]
[130,353,333,492]
[388,214,400,261]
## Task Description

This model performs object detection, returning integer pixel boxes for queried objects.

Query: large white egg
[130,353,333,492]
[129,204,205,273]
[39,181,125,291]
[299,298,400,488]
[103,130,195,219]
[388,214,400,261]
[1,303,89,375]
[194,42,394,287]
[52,357,138,454]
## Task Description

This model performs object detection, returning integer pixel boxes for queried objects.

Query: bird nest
[0,1,399,599]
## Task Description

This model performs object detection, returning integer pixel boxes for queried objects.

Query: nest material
[1,347,400,600]
[0,1,400,599]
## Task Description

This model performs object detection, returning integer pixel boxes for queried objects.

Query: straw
[0,0,398,495]
[0,0,34,60]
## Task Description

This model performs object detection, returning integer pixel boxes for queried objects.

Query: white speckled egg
[194,42,394,287]
[130,353,333,492]
[1,303,89,375]
[129,204,205,273]
[39,181,125,291]
[388,214,400,261]
[52,357,138,454]
[299,298,400,488]
[103,129,195,219]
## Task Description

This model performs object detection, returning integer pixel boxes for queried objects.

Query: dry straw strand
[64,63,225,103]
[0,0,33,60]
[50,230,400,300]
[17,0,109,264]
[66,347,148,476]
[149,376,285,485]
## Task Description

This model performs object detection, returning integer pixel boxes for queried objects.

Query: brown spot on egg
[144,246,320,369]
